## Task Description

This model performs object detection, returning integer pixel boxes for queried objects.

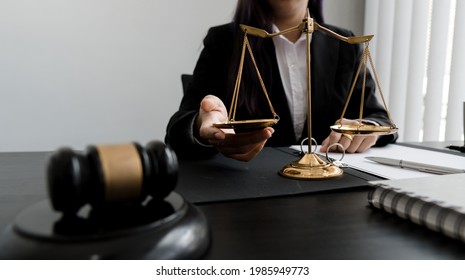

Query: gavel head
[46,140,178,215]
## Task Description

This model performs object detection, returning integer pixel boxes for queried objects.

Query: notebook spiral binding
[368,186,465,243]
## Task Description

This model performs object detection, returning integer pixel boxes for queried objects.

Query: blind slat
[423,0,452,141]
[388,0,414,142]
[364,0,379,64]
[374,0,396,104]
[445,0,465,140]
[404,0,431,141]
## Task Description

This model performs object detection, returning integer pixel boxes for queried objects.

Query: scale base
[0,192,210,260]
[279,153,343,179]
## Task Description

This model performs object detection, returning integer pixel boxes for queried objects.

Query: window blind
[364,0,464,142]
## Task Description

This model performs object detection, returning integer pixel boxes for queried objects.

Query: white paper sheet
[291,144,465,180]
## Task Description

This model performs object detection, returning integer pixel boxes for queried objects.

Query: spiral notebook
[368,173,465,242]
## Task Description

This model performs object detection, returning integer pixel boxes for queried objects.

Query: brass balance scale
[214,10,398,179]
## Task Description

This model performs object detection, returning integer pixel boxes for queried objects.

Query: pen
[365,156,465,175]
[446,145,465,153]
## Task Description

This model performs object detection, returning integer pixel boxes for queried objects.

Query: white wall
[0,0,236,152]
[0,0,363,152]
[324,0,365,36]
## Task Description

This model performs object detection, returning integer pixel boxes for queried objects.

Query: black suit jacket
[165,23,397,159]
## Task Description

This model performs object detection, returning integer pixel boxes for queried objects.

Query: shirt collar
[271,24,307,45]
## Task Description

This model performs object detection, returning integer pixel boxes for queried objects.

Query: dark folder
[176,147,381,203]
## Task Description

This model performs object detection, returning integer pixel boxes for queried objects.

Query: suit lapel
[263,39,297,143]
[311,30,339,109]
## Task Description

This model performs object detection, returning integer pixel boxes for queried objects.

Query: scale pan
[213,119,278,130]
[330,124,398,135]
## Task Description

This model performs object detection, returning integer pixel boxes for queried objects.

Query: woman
[165,0,397,161]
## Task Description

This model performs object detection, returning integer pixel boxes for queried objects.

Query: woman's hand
[320,118,378,153]
[195,95,274,161]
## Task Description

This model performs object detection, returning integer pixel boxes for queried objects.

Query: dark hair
[228,0,324,117]
[233,0,324,30]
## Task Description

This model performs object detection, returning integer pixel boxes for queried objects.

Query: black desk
[0,145,464,259]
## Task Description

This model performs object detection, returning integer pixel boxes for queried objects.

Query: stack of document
[292,144,465,180]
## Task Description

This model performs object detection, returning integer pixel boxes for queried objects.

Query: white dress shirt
[272,24,311,140]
